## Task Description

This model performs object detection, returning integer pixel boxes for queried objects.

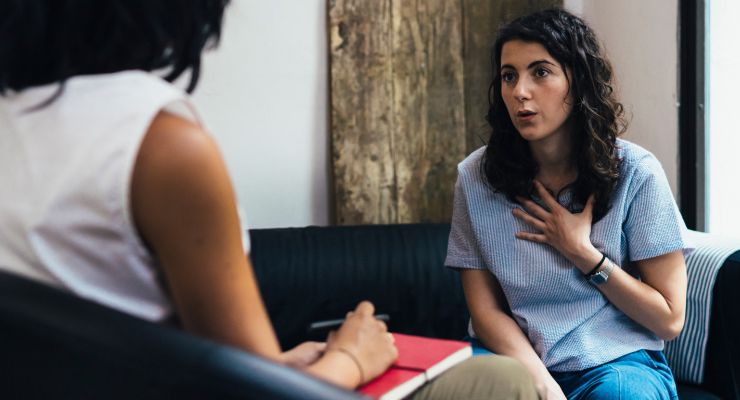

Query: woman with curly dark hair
[445,8,692,400]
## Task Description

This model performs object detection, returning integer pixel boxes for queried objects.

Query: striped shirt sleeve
[624,155,688,261]
[445,175,487,270]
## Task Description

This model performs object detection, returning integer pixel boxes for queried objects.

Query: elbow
[656,315,685,341]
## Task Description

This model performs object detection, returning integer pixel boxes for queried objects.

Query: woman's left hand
[281,341,327,369]
[513,180,599,272]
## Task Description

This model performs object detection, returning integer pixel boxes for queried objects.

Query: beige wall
[565,0,680,195]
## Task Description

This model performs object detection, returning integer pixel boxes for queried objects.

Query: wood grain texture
[329,0,396,224]
[391,0,465,223]
[330,0,562,224]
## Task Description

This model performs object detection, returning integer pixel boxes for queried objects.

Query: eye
[534,67,550,78]
[501,71,516,83]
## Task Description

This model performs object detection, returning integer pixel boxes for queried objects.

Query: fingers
[348,302,387,333]
[354,300,374,316]
[516,196,550,221]
[515,231,548,243]
[533,180,560,209]
[512,207,546,231]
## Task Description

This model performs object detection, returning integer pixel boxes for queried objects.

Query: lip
[516,109,537,121]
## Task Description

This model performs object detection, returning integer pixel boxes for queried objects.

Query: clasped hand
[512,180,596,269]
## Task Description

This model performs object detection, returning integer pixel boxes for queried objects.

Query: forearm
[305,350,362,389]
[596,262,684,339]
[569,245,686,340]
[473,310,550,383]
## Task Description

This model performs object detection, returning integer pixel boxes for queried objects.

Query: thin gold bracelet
[333,347,365,385]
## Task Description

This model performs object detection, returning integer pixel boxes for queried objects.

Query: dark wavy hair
[0,0,229,96]
[483,8,625,221]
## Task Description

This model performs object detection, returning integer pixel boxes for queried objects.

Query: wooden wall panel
[330,0,562,225]
[329,0,396,224]
[391,1,465,223]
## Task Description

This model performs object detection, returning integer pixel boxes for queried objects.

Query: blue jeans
[466,338,678,399]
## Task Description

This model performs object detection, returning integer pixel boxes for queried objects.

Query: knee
[462,355,538,397]
[584,374,621,400]
[467,355,530,380]
[584,366,670,400]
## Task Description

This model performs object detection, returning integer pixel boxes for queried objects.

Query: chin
[517,129,547,142]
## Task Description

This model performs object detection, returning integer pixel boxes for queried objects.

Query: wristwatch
[588,257,615,285]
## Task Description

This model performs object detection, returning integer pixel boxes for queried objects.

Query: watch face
[590,271,608,285]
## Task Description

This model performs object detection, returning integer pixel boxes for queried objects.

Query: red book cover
[358,333,472,400]
[359,368,425,400]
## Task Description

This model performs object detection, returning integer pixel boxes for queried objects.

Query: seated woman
[0,1,536,399]
[446,8,692,400]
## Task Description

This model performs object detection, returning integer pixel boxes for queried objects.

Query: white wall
[565,0,680,195]
[190,1,680,228]
[190,0,330,228]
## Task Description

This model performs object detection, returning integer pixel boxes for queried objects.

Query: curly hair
[482,8,626,222]
[0,0,229,95]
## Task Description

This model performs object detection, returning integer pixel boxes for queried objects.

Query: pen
[308,313,391,331]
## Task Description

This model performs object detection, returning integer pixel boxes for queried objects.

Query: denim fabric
[551,350,678,400]
[466,338,678,399]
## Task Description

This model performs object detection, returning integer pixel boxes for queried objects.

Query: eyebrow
[501,59,558,70]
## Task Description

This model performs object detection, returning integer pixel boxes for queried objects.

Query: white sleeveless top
[0,70,244,321]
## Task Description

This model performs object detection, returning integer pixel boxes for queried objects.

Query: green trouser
[409,355,539,400]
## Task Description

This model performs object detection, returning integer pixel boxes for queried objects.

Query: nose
[512,77,532,102]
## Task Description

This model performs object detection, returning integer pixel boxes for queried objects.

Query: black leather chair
[0,270,361,400]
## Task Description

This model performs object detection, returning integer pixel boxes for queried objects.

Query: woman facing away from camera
[445,8,693,400]
[0,1,538,398]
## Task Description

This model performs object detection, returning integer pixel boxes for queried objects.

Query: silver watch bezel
[588,258,613,285]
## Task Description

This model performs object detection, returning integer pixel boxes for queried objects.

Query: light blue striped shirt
[445,139,693,372]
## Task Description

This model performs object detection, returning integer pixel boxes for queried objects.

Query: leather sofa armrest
[701,251,740,399]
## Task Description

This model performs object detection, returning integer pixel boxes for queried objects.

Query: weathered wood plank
[462,0,563,155]
[391,0,465,223]
[329,0,396,224]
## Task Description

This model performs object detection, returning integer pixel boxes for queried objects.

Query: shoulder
[615,139,672,203]
[457,146,486,177]
[617,139,667,181]
[131,110,235,249]
[136,112,221,184]
[69,70,181,96]
[65,71,190,119]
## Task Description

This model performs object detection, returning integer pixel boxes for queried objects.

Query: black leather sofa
[249,224,738,400]
[2,223,738,399]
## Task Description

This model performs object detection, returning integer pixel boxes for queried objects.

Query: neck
[530,129,577,193]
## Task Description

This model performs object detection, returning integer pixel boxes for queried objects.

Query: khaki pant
[410,355,538,400]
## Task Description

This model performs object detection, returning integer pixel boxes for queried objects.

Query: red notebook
[358,333,472,400]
